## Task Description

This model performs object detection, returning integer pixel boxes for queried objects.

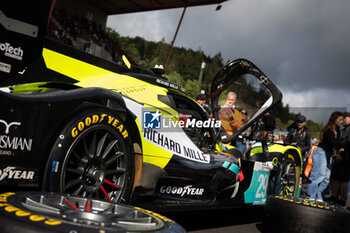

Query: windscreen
[217,73,273,141]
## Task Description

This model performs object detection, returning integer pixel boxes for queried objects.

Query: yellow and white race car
[0,0,302,213]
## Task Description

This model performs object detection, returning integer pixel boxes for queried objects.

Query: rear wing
[0,1,53,83]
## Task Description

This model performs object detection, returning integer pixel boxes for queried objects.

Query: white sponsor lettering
[0,150,13,156]
[143,129,209,163]
[0,167,34,181]
[156,79,169,86]
[0,135,32,151]
[0,42,23,60]
[0,119,33,151]
[159,185,204,197]
[0,62,11,73]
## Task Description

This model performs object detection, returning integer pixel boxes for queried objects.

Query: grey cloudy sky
[107,0,350,112]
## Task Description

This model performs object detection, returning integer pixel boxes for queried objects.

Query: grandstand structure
[48,0,227,65]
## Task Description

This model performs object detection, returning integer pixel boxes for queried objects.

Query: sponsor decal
[244,162,271,205]
[0,192,61,225]
[0,119,33,154]
[0,42,23,60]
[259,162,274,172]
[71,114,128,138]
[0,62,11,73]
[0,150,12,156]
[159,185,204,197]
[51,161,59,173]
[0,120,21,134]
[0,135,32,151]
[143,128,209,163]
[156,78,186,92]
[0,167,35,181]
[120,85,147,94]
[121,99,210,163]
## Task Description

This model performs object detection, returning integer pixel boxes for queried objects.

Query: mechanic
[307,111,344,201]
[218,91,242,136]
[284,115,311,164]
[329,112,350,207]
[196,93,212,114]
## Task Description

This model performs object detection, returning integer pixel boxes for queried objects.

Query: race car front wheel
[273,152,301,197]
[0,192,185,233]
[45,108,134,203]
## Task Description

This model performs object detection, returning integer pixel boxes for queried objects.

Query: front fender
[246,143,302,173]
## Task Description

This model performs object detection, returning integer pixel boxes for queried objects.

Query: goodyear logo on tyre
[0,192,62,226]
[71,114,128,138]
[134,206,174,222]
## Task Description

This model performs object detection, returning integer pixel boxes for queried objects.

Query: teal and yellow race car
[0,0,302,213]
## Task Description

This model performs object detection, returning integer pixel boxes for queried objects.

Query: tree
[184,79,200,99]
[167,71,184,85]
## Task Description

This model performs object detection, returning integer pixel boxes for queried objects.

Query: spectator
[218,91,242,136]
[274,133,284,144]
[284,115,311,162]
[47,8,130,64]
[196,94,211,114]
[222,91,237,108]
[329,112,350,207]
[236,108,251,154]
[307,111,344,201]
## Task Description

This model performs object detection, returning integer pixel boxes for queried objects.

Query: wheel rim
[278,157,300,197]
[61,125,128,202]
[14,193,165,231]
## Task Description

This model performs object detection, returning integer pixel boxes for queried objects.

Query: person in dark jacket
[307,111,344,201]
[284,115,311,161]
[329,112,350,206]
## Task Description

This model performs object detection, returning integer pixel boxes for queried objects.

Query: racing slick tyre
[45,108,134,203]
[272,152,301,197]
[263,195,350,233]
[0,192,186,233]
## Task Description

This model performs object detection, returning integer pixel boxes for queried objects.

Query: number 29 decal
[256,174,269,198]
[243,163,271,205]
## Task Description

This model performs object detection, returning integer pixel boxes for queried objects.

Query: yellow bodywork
[248,143,302,173]
[249,144,301,158]
[43,48,177,169]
